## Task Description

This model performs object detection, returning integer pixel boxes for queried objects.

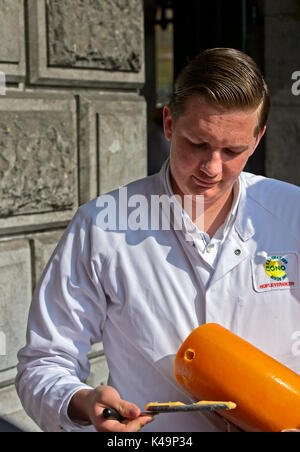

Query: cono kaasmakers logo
[264,256,288,282]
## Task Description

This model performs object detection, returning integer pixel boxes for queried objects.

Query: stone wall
[0,0,146,432]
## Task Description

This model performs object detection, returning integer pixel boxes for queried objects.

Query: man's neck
[202,188,234,238]
[167,169,237,238]
[187,186,235,239]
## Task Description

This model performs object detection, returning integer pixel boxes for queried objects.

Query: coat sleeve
[15,207,108,432]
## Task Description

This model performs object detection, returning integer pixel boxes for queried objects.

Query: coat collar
[234,173,256,242]
[156,160,256,243]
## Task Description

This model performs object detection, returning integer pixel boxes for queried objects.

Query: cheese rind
[174,323,300,432]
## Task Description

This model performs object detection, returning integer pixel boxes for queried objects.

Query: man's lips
[192,175,220,187]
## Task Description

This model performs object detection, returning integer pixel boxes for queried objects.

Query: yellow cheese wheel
[174,323,300,432]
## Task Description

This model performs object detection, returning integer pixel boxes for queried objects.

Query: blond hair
[168,48,270,136]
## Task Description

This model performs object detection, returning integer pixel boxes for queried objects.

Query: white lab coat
[16,162,300,432]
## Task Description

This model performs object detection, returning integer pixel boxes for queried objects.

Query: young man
[16,48,300,432]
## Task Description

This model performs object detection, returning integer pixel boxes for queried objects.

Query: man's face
[164,95,266,204]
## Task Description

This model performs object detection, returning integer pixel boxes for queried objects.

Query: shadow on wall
[148,107,171,176]
[0,416,23,432]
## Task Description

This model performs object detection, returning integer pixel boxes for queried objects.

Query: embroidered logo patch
[251,252,298,292]
[264,256,288,281]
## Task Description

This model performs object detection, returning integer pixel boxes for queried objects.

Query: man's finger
[118,401,141,419]
[123,415,155,432]
[97,413,154,432]
[96,386,141,419]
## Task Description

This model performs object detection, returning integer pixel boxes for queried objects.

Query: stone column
[0,0,146,431]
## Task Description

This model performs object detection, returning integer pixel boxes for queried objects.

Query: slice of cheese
[145,401,185,410]
[145,400,236,410]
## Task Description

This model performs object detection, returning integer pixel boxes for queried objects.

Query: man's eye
[224,148,236,155]
[190,141,207,148]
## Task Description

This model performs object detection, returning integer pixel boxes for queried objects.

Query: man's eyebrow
[187,131,251,151]
[198,137,250,151]
[229,144,250,151]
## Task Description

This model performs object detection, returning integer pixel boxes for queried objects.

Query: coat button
[234,249,241,256]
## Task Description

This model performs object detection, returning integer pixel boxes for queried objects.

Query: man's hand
[68,385,154,432]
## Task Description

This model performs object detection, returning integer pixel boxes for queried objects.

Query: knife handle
[102,408,155,422]
[102,408,126,422]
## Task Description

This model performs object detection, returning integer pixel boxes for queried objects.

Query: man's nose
[200,150,222,177]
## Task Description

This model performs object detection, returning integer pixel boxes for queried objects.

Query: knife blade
[102,401,236,422]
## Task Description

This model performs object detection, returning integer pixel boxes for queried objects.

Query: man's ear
[163,106,173,141]
[254,125,267,150]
